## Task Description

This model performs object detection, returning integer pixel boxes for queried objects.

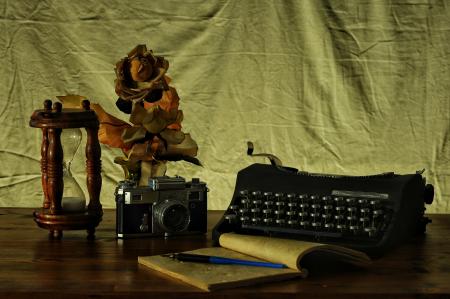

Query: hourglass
[30,99,103,239]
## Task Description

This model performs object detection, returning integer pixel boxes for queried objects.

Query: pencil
[164,253,287,269]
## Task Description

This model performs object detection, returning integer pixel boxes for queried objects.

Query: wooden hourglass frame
[30,99,102,239]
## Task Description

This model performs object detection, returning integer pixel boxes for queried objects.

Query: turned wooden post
[82,100,102,213]
[47,103,64,214]
[47,127,64,214]
[40,100,51,209]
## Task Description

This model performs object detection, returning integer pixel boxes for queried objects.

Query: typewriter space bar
[241,224,343,239]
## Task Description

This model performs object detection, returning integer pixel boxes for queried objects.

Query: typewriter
[212,142,434,257]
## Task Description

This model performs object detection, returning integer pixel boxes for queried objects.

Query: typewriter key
[335,206,346,211]
[311,203,321,209]
[286,210,296,216]
[263,192,273,199]
[322,214,332,220]
[334,214,344,221]
[239,208,248,214]
[239,190,248,196]
[347,215,357,221]
[300,220,310,227]
[264,200,274,206]
[299,202,309,208]
[360,208,370,214]
[322,196,332,202]
[346,198,356,205]
[287,194,296,203]
[251,217,261,224]
[274,193,284,204]
[288,219,298,226]
[358,198,368,205]
[229,205,239,211]
[252,199,262,205]
[241,198,250,205]
[262,208,272,214]
[334,196,344,203]
[310,195,319,201]
[251,191,261,199]
[336,224,346,230]
[324,204,333,211]
[349,225,359,232]
[364,227,377,237]
[225,214,237,223]
[324,222,334,229]
[347,207,357,213]
[288,202,297,208]
[298,194,309,203]
[311,221,322,228]
[251,207,261,213]
[360,217,370,223]
[263,218,273,224]
[240,216,249,222]
[276,219,285,225]
[298,211,308,217]
[373,209,384,216]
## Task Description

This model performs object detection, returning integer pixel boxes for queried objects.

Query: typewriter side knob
[424,184,434,205]
[416,183,434,235]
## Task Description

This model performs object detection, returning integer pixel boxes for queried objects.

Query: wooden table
[0,208,449,298]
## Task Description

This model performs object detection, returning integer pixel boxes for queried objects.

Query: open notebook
[138,233,371,291]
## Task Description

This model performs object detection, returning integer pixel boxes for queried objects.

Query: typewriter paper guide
[138,233,370,291]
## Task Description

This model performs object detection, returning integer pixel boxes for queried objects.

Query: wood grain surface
[0,208,449,298]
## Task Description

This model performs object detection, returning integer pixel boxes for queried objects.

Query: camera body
[115,176,207,238]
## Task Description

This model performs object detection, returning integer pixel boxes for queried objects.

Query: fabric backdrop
[0,0,449,212]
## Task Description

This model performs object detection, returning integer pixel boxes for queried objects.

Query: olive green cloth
[0,1,448,211]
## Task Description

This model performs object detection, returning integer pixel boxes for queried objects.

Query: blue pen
[165,253,287,269]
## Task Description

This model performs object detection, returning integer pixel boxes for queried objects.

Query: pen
[163,253,287,269]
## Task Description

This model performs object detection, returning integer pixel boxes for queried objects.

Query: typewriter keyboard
[223,190,393,241]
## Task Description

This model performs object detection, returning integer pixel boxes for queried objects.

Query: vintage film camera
[115,176,207,238]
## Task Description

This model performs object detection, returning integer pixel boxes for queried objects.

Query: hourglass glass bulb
[61,128,86,213]
[61,128,82,167]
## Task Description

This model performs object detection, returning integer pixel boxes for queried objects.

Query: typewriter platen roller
[212,142,434,257]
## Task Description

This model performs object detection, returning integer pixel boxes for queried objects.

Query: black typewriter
[212,142,434,257]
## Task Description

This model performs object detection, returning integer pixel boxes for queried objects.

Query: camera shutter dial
[154,200,190,233]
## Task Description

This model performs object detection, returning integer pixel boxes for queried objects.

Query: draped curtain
[1,0,449,211]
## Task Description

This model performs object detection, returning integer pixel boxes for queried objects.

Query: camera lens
[155,201,190,233]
